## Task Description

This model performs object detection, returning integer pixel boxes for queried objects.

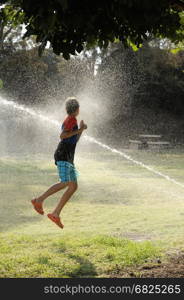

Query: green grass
[0,234,160,278]
[1,147,184,277]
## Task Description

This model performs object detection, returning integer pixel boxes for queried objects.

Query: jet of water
[85,136,184,189]
[0,96,59,126]
[1,96,184,189]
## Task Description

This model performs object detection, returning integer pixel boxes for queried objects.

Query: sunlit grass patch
[0,234,161,278]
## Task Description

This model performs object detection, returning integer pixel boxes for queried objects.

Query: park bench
[129,139,147,150]
[129,134,171,150]
[147,141,171,150]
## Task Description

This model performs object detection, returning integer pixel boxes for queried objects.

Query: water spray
[0,97,59,126]
[1,96,184,189]
[85,136,184,189]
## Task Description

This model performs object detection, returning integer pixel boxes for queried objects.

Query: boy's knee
[59,182,67,189]
[68,182,78,192]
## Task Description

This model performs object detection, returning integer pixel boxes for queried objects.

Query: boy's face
[74,108,79,117]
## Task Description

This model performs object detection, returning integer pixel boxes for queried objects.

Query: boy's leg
[34,182,68,203]
[51,181,78,217]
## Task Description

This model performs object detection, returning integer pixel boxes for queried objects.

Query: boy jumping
[31,97,87,229]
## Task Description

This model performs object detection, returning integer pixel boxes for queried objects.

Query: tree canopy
[1,0,184,58]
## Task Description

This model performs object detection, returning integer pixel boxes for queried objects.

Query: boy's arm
[76,120,87,142]
[60,119,87,140]
[60,127,84,139]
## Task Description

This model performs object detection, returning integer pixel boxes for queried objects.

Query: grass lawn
[0,146,184,277]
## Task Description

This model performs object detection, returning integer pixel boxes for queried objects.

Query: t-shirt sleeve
[63,118,77,131]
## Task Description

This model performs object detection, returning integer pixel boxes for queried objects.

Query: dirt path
[110,251,184,278]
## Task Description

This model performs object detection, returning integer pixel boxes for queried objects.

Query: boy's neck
[68,113,76,118]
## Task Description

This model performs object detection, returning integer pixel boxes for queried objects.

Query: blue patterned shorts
[56,161,78,182]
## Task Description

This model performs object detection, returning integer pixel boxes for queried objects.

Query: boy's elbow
[60,130,71,139]
[60,133,67,139]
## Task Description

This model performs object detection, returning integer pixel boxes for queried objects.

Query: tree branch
[170,0,184,11]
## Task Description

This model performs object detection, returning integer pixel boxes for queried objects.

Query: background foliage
[1,0,184,58]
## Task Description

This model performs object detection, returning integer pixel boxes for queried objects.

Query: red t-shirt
[63,115,77,132]
[54,115,78,165]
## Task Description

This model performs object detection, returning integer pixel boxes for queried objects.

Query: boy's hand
[80,120,87,130]
[80,120,84,128]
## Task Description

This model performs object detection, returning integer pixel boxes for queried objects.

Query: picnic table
[129,134,171,150]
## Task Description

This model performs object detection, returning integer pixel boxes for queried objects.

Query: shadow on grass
[37,250,97,277]
[54,243,97,277]
[67,254,97,277]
